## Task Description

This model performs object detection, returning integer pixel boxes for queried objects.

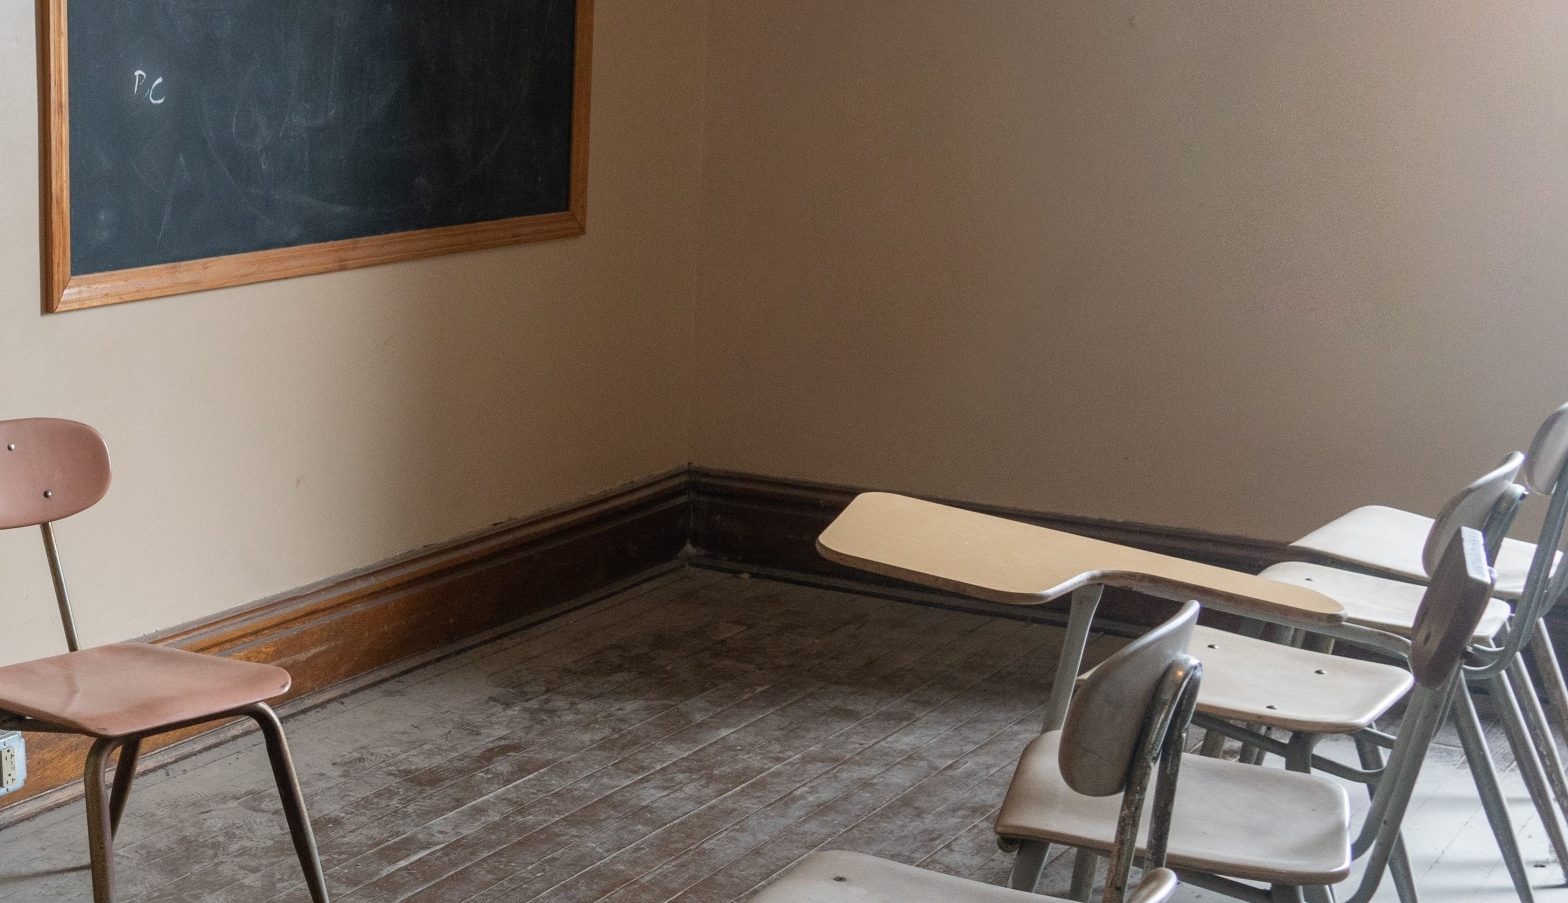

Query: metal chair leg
[1043,586,1103,732]
[245,703,330,903]
[1452,686,1538,902]
[1284,730,1351,903]
[1508,658,1568,818]
[1283,731,1319,773]
[1302,633,1336,656]
[1009,839,1051,892]
[1529,630,1568,749]
[1238,724,1273,766]
[1487,671,1568,879]
[83,737,123,903]
[108,738,141,839]
[1198,726,1227,758]
[1069,849,1098,901]
[1355,732,1420,903]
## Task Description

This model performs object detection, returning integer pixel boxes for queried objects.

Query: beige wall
[692,1,1568,541]
[6,2,1567,664]
[0,1,707,662]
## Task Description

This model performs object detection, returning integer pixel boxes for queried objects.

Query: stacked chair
[752,600,1205,903]
[1013,403,1568,903]
[997,527,1497,903]
[803,406,1561,903]
[798,500,1494,903]
[1272,403,1568,897]
[1187,405,1568,903]
[1181,451,1542,902]
[0,418,330,903]
[1291,403,1568,756]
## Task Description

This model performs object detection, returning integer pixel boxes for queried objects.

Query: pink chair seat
[0,643,290,738]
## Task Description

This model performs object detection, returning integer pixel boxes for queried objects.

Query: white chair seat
[1186,625,1413,734]
[1260,560,1511,643]
[751,850,1072,903]
[996,732,1352,886]
[1290,505,1541,599]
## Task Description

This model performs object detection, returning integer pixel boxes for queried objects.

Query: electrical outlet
[0,732,25,796]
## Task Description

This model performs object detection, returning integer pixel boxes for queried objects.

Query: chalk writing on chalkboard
[41,0,591,312]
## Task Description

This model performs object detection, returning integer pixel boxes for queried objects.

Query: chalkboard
[41,0,591,311]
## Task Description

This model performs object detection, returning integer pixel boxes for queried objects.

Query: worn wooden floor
[0,567,1559,901]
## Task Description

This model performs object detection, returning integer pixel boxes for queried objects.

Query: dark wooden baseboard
[686,468,1297,632]
[688,468,1292,573]
[0,469,689,821]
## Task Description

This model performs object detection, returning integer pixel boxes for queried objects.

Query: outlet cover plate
[0,731,25,796]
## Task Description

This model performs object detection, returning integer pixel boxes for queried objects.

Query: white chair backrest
[1524,402,1568,496]
[1515,403,1568,626]
[1421,453,1524,577]
[1059,600,1199,796]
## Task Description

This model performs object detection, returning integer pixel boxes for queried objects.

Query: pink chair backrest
[1524,403,1568,496]
[0,419,112,530]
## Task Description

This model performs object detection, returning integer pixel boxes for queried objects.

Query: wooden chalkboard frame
[38,0,593,313]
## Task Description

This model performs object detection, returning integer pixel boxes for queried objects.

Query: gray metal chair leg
[1283,731,1319,773]
[1009,840,1051,893]
[246,703,330,903]
[1302,633,1336,655]
[83,737,122,903]
[1508,658,1568,819]
[1239,724,1275,766]
[1530,630,1568,749]
[1042,586,1103,732]
[108,738,141,839]
[1284,732,1340,903]
[1355,732,1420,903]
[1452,686,1538,902]
[1487,671,1568,879]
[1198,726,1227,758]
[1069,849,1098,901]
